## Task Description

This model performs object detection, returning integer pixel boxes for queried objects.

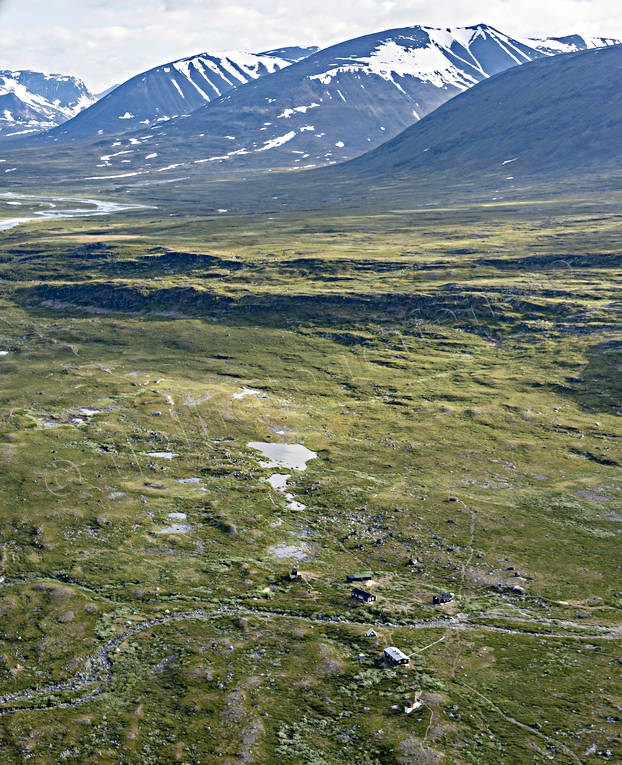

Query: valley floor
[0,189,620,763]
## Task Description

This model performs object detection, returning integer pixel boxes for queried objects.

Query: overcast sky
[2,0,622,91]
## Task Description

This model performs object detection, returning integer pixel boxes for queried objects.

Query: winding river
[0,193,151,232]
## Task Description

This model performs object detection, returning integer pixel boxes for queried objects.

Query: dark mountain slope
[340,44,622,180]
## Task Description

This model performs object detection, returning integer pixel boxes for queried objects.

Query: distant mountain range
[0,47,318,141]
[341,44,622,181]
[36,23,617,180]
[0,70,95,137]
[3,26,620,190]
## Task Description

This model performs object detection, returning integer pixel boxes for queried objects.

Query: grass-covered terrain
[0,186,620,764]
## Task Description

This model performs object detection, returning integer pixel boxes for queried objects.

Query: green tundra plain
[0,178,620,764]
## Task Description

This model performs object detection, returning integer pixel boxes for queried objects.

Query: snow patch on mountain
[258,131,297,151]
[166,51,293,103]
[277,103,320,118]
[311,39,480,91]
[370,39,479,88]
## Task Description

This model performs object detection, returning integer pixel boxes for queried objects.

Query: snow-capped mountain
[76,24,618,176]
[0,70,95,137]
[48,50,306,140]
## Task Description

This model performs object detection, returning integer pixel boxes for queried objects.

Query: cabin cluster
[286,566,455,680]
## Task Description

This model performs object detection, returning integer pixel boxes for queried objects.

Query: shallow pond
[248,442,317,471]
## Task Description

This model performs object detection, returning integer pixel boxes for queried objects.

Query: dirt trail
[1,604,620,717]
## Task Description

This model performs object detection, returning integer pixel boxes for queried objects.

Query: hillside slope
[340,44,622,180]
